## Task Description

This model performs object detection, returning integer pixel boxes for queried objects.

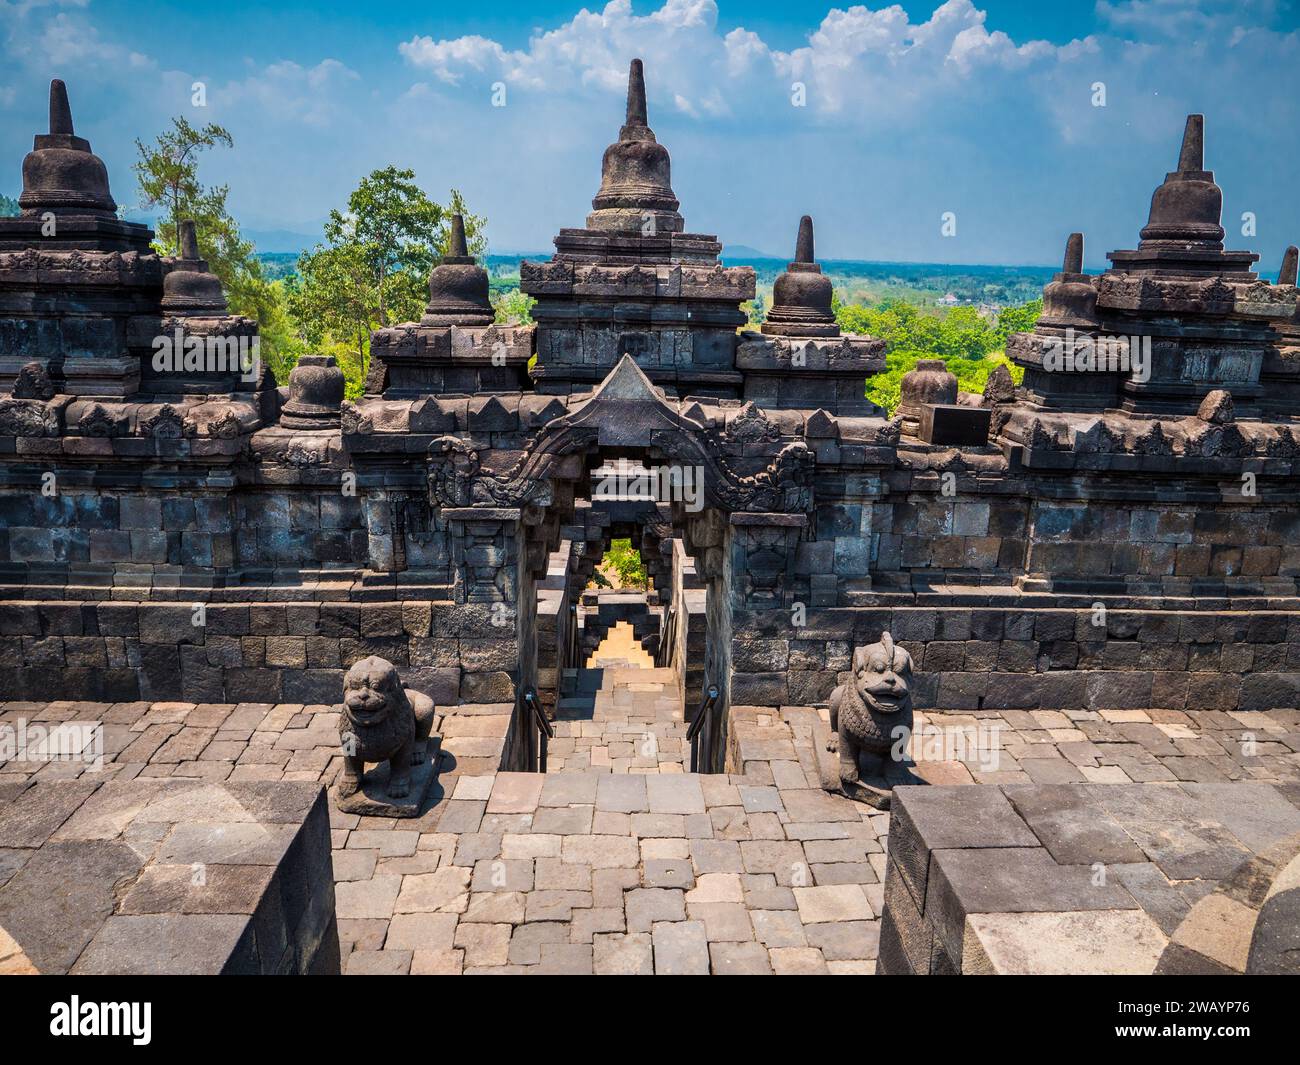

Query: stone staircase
[547,622,687,773]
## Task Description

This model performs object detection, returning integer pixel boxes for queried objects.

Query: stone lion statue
[337,656,435,801]
[828,631,926,809]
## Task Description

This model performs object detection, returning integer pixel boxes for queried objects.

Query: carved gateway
[425,355,815,515]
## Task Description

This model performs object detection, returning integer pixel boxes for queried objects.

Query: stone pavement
[549,624,687,775]
[2,696,1298,974]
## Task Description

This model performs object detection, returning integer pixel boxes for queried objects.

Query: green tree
[493,287,535,326]
[133,117,304,379]
[288,167,486,392]
[601,539,648,590]
[0,193,18,218]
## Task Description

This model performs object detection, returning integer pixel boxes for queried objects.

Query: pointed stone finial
[179,219,199,260]
[1064,232,1083,274]
[49,79,74,136]
[1177,114,1204,172]
[1280,245,1298,287]
[449,213,468,258]
[1137,113,1222,251]
[795,216,815,264]
[626,59,648,129]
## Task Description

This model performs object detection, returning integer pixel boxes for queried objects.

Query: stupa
[365,213,532,397]
[522,58,755,398]
[736,216,885,414]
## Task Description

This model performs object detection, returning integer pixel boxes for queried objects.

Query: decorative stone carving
[982,362,1017,405]
[427,357,816,515]
[0,398,59,437]
[280,354,344,429]
[334,656,438,817]
[11,361,54,401]
[725,402,780,443]
[826,632,926,809]
[77,402,129,437]
[1197,388,1234,424]
[138,403,196,439]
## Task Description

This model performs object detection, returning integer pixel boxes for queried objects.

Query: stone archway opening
[517,445,727,774]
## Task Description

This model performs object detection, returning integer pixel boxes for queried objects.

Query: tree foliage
[287,167,487,393]
[134,117,305,378]
[601,538,648,590]
[835,296,1038,414]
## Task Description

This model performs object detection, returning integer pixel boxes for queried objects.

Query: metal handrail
[523,689,553,736]
[523,688,553,773]
[686,685,720,742]
[687,684,721,774]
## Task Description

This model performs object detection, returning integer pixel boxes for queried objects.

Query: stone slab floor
[2,696,1298,974]
[548,622,688,774]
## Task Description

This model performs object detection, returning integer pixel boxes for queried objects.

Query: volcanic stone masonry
[1,66,1299,773]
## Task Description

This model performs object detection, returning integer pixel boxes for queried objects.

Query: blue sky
[2,1,1298,267]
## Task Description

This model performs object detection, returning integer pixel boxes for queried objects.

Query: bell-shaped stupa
[421,214,494,327]
[762,217,839,338]
[19,80,117,218]
[586,59,683,236]
[161,220,229,316]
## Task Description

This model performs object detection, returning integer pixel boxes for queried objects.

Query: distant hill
[246,228,320,254]
[723,244,777,259]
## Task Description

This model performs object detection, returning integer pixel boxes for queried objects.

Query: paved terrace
[2,697,1298,974]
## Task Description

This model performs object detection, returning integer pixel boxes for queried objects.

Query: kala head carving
[827,631,925,809]
[336,656,436,814]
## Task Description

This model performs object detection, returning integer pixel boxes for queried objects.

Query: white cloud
[1,0,1298,264]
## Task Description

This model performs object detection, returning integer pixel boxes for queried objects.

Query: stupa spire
[1137,113,1223,251]
[1064,232,1083,274]
[587,58,683,235]
[179,218,200,261]
[795,216,814,264]
[1281,246,1299,287]
[449,213,468,258]
[626,58,648,129]
[762,214,837,338]
[1177,114,1204,172]
[422,213,491,325]
[19,78,117,217]
[49,79,74,136]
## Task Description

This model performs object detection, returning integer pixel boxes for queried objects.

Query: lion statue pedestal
[821,631,927,810]
[332,655,439,817]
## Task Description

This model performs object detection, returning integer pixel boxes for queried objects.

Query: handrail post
[523,688,553,774]
[686,684,720,774]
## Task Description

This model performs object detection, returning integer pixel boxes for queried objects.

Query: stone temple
[1,67,1299,976]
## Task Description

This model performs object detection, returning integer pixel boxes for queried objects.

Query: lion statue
[828,631,926,809]
[337,656,435,801]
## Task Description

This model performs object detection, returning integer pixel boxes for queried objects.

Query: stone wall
[729,604,1300,713]
[0,598,517,706]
